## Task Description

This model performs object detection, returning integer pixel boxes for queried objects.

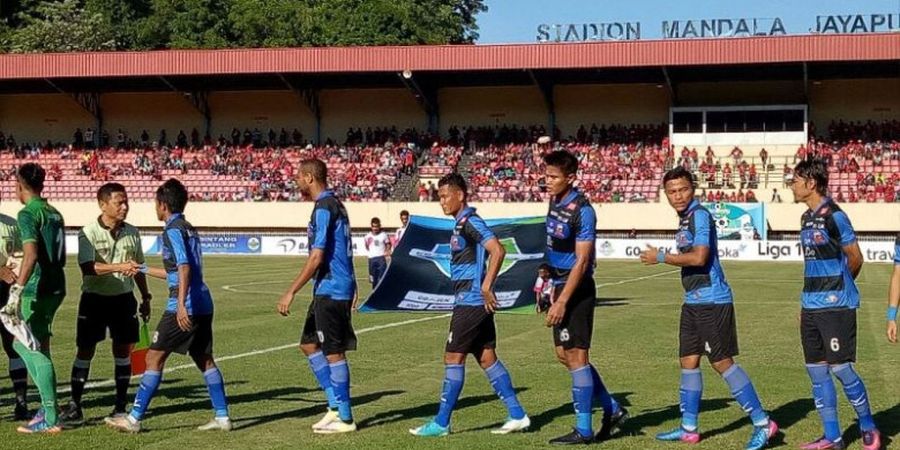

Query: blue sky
[476,0,900,43]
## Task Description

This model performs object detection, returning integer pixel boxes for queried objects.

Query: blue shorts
[368,256,387,287]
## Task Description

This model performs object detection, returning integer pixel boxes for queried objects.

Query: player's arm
[547,206,595,326]
[13,210,38,289]
[384,238,392,257]
[163,228,194,330]
[887,241,900,343]
[278,207,329,315]
[481,236,506,313]
[133,238,152,320]
[641,209,712,267]
[834,211,862,279]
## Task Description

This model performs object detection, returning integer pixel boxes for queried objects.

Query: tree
[227,0,317,48]
[9,0,117,53]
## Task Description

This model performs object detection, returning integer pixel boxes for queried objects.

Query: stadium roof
[0,33,897,93]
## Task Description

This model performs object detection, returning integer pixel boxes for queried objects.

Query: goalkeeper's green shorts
[22,294,64,341]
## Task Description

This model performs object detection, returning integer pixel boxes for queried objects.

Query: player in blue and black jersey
[640,167,777,450]
[543,150,627,445]
[887,232,899,343]
[106,178,231,433]
[409,173,529,437]
[787,159,880,450]
[278,159,358,434]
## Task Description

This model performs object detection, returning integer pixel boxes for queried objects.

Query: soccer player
[395,210,410,243]
[409,173,529,437]
[788,159,880,450]
[364,217,391,288]
[278,159,358,434]
[888,232,899,343]
[0,163,66,434]
[542,150,626,445]
[0,204,27,420]
[60,183,152,424]
[639,167,777,450]
[106,179,231,433]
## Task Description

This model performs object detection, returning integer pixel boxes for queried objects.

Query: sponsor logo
[410,237,543,278]
[598,241,614,257]
[247,237,261,251]
[278,238,298,254]
[566,202,577,210]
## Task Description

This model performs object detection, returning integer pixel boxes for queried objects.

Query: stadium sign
[537,13,900,42]
[815,14,900,34]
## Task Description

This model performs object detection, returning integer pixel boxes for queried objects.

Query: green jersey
[18,197,66,297]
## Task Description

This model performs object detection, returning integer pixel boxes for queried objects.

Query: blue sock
[571,365,594,438]
[590,364,620,415]
[203,367,229,418]
[307,351,338,410]
[130,370,161,421]
[831,363,875,432]
[806,363,841,442]
[435,364,465,428]
[680,368,702,432]
[722,364,768,427]
[485,361,525,420]
[329,360,353,422]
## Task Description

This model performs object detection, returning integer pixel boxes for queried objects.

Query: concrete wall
[319,88,424,143]
[809,78,900,128]
[677,80,806,106]
[208,91,313,140]
[4,200,895,232]
[103,93,202,143]
[555,84,669,136]
[0,94,94,144]
[439,86,547,135]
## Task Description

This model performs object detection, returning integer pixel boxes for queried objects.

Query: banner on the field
[144,234,262,255]
[701,202,767,240]
[594,239,896,263]
[360,215,546,313]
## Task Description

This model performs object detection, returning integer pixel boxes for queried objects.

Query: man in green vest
[60,183,151,424]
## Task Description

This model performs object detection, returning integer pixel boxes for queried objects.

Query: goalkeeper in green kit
[0,163,66,434]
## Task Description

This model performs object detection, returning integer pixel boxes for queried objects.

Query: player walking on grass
[0,206,28,421]
[0,163,66,434]
[639,167,777,450]
[60,183,153,425]
[542,150,627,445]
[106,179,231,433]
[409,173,529,437]
[278,159,358,434]
[787,159,880,450]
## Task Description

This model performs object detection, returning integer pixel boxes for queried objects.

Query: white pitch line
[595,269,680,287]
[65,313,450,393]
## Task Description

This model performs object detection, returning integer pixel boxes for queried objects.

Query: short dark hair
[371,217,381,225]
[400,210,409,217]
[543,150,579,176]
[97,182,126,202]
[539,263,551,272]
[300,158,327,184]
[156,178,188,213]
[17,163,45,193]
[793,158,829,196]
[662,167,695,188]
[438,173,468,199]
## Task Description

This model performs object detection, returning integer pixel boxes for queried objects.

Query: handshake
[115,261,149,277]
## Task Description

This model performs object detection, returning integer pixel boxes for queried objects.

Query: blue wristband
[656,250,666,264]
[888,306,898,321]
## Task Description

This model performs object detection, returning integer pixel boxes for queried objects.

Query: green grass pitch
[0,256,896,449]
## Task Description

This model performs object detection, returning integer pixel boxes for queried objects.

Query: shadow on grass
[841,402,900,448]
[704,398,813,446]
[595,297,630,307]
[357,388,527,431]
[234,389,405,431]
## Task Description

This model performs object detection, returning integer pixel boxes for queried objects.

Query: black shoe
[108,406,128,419]
[13,402,29,421]
[58,402,84,426]
[595,406,628,442]
[549,428,595,445]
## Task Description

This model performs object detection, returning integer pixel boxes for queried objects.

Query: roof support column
[398,72,439,136]
[159,77,211,139]
[661,67,677,106]
[278,74,321,145]
[528,70,555,136]
[74,92,103,147]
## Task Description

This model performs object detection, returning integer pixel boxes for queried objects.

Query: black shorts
[150,312,213,356]
[300,296,357,354]
[76,292,140,347]
[553,278,596,350]
[368,257,387,286]
[679,303,739,363]
[801,308,857,364]
[445,305,497,354]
